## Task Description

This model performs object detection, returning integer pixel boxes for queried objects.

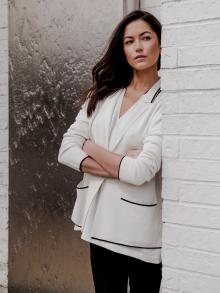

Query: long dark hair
[82,10,162,117]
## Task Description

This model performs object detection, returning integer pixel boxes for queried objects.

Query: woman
[58,10,162,293]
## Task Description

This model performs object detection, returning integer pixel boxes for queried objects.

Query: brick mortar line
[161,176,220,185]
[162,264,220,280]
[162,18,220,29]
[164,221,220,231]
[163,198,220,209]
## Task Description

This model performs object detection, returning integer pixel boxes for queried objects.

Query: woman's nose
[134,40,143,52]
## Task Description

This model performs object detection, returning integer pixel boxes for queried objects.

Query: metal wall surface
[9,1,122,292]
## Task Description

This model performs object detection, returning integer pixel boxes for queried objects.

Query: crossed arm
[81,140,141,178]
[58,99,161,185]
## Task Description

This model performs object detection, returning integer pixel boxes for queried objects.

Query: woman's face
[123,19,160,71]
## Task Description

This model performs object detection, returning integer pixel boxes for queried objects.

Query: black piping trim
[150,88,161,103]
[91,237,161,249]
[76,186,89,190]
[118,156,126,180]
[121,197,157,206]
[79,156,90,172]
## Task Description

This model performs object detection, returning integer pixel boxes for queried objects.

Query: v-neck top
[117,87,150,121]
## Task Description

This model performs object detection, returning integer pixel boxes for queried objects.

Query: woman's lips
[135,55,146,61]
[135,56,146,62]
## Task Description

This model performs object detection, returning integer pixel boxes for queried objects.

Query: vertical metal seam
[123,0,140,15]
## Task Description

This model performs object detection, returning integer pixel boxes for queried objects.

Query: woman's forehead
[124,19,153,37]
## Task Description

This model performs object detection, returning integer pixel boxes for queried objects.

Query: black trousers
[90,243,162,293]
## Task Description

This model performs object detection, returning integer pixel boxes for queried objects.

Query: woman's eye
[125,40,133,45]
[143,36,151,40]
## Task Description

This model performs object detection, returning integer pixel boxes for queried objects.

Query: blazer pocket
[71,180,89,227]
[120,197,157,206]
[119,179,158,206]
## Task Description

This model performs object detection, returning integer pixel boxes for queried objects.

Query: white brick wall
[160,0,220,292]
[0,0,8,291]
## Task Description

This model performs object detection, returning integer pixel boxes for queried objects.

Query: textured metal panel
[9,0,123,292]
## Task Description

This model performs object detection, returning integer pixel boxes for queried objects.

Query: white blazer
[58,79,162,249]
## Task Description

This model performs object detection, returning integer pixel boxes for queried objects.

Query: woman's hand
[82,139,93,155]
[126,148,142,158]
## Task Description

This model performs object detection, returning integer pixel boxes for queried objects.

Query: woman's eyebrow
[123,31,152,39]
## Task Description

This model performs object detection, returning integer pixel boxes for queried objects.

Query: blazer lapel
[109,79,161,151]
[100,89,124,148]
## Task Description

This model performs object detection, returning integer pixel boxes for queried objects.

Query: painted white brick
[162,178,179,201]
[161,68,220,91]
[0,229,8,264]
[0,73,7,85]
[180,138,220,160]
[0,173,8,185]
[0,4,7,28]
[0,263,7,287]
[162,91,220,115]
[179,44,220,67]
[0,120,8,130]
[163,246,220,277]
[161,47,177,69]
[162,136,179,158]
[0,62,8,73]
[163,201,220,229]
[0,40,8,52]
[0,208,7,231]
[162,23,220,47]
[0,28,7,40]
[0,84,8,96]
[162,2,178,25]
[179,182,220,205]
[180,227,220,254]
[0,131,8,152]
[163,114,220,136]
[161,92,179,114]
[163,179,220,205]
[180,272,220,293]
[162,0,220,24]
[163,224,220,254]
[0,164,7,174]
[162,267,180,291]
[162,45,220,68]
[179,91,220,114]
[162,224,179,247]
[0,186,8,208]
[0,108,8,120]
[0,154,8,164]
[163,159,220,182]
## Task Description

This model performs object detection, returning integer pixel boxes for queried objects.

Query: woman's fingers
[126,148,142,158]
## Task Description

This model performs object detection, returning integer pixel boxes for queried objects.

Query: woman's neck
[130,67,159,92]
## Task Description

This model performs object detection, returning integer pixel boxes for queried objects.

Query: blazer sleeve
[118,99,162,186]
[58,102,90,172]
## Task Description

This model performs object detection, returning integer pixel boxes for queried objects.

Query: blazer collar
[144,78,161,103]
